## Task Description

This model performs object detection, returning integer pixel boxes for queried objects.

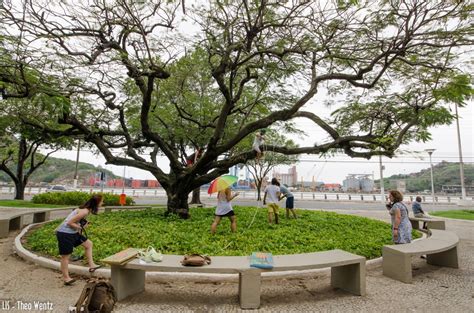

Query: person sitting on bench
[412,196,430,229]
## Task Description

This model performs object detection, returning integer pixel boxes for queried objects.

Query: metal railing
[0,186,472,204]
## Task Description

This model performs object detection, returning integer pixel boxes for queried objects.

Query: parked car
[46,185,68,192]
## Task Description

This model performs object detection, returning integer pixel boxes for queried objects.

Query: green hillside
[376,161,474,193]
[0,155,117,186]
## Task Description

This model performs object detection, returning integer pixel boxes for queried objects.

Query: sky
[42,102,473,185]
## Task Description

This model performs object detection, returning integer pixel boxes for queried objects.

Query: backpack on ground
[73,278,117,313]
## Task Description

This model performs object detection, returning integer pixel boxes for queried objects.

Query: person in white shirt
[252,129,266,164]
[263,178,281,224]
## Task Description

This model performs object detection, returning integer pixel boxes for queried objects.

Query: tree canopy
[0,0,472,215]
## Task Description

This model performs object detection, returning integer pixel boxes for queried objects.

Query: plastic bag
[138,246,163,263]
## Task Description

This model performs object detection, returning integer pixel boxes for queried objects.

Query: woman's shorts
[56,231,87,255]
[286,197,294,209]
[216,210,235,217]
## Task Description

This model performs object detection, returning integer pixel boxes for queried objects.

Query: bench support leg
[0,219,9,238]
[33,212,50,223]
[427,246,459,269]
[382,248,412,283]
[239,268,261,309]
[331,262,366,296]
[9,216,24,231]
[410,220,419,230]
[111,266,145,301]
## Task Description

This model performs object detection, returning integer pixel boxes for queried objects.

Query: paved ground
[0,208,473,312]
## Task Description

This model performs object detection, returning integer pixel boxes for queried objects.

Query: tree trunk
[14,180,25,200]
[165,184,191,219]
[189,188,202,204]
[256,180,262,201]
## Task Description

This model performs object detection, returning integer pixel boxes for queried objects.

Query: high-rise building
[273,166,297,187]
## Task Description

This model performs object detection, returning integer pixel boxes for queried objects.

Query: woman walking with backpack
[56,194,103,285]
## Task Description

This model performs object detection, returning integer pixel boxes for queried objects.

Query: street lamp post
[122,165,126,194]
[73,139,81,189]
[379,154,385,204]
[454,103,467,200]
[425,149,436,205]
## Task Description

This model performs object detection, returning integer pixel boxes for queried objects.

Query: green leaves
[26,206,419,263]
[433,74,474,106]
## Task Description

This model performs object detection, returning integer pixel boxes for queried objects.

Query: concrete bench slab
[103,206,150,213]
[105,249,366,309]
[383,229,459,283]
[0,207,71,238]
[409,217,446,230]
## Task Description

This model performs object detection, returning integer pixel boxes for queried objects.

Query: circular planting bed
[25,207,419,262]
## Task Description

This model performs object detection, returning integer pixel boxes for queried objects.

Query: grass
[431,210,474,221]
[0,199,69,208]
[25,206,421,264]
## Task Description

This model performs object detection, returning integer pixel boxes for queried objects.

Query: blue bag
[249,252,274,269]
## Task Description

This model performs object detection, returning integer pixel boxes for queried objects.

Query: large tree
[1,1,472,217]
[0,97,72,199]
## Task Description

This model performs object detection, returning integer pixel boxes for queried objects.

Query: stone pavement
[0,209,472,312]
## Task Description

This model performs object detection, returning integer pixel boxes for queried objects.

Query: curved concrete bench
[106,249,366,309]
[1,205,150,237]
[0,207,73,238]
[409,216,446,230]
[103,205,151,213]
[382,229,459,283]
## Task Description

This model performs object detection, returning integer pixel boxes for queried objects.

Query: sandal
[89,265,103,273]
[64,278,76,286]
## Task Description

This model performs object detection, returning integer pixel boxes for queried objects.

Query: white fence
[0,186,471,204]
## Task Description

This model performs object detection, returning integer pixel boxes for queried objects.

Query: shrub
[31,191,134,206]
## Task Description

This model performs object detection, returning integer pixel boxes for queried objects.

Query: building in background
[273,166,297,187]
[342,174,374,192]
[229,165,253,189]
[396,180,406,193]
[321,183,342,192]
[88,174,161,188]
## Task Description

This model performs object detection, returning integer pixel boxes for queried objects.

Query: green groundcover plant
[26,207,420,263]
[31,191,134,206]
[431,210,474,221]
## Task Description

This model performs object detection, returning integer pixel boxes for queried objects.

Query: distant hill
[0,155,117,186]
[376,161,474,193]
